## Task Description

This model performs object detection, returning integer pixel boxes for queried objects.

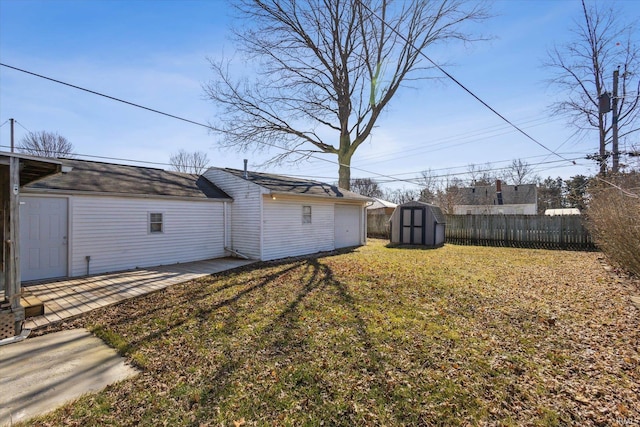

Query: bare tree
[537,176,564,214]
[546,0,640,174]
[350,178,384,198]
[502,158,539,185]
[384,187,420,205]
[466,162,496,186]
[436,181,464,214]
[204,0,489,189]
[169,149,210,174]
[19,131,75,158]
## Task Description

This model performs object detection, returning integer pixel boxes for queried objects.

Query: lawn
[29,240,639,426]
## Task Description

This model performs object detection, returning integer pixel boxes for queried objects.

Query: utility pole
[597,92,611,175]
[9,118,15,153]
[612,68,619,173]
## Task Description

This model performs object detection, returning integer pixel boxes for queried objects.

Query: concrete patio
[22,257,255,330]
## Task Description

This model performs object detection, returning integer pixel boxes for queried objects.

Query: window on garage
[302,206,312,224]
[149,212,164,233]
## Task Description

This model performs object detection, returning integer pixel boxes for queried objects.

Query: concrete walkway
[0,329,138,426]
[23,257,255,330]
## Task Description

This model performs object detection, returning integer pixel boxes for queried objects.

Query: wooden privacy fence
[445,214,596,250]
[367,214,391,239]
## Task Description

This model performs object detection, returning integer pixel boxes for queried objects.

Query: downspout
[363,203,367,245]
[223,201,228,251]
[259,191,264,260]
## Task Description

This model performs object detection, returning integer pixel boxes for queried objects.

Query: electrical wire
[1,62,435,187]
[14,120,32,134]
[0,63,212,130]
[353,114,565,166]
[357,2,577,166]
[0,60,585,187]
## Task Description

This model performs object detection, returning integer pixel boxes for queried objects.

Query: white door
[334,204,362,249]
[20,197,68,281]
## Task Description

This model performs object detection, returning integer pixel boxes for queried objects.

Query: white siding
[334,204,363,248]
[202,169,263,259]
[262,196,334,261]
[69,196,225,276]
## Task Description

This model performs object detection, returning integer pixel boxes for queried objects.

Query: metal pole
[612,68,619,173]
[9,118,14,153]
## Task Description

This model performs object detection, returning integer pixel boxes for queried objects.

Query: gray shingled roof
[457,183,537,206]
[24,158,231,200]
[219,168,371,201]
[396,201,446,223]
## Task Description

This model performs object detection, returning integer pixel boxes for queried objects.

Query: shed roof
[457,183,536,206]
[24,158,231,200]
[217,168,371,201]
[396,201,446,223]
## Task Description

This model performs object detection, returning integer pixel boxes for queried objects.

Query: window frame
[302,205,312,224]
[149,212,164,234]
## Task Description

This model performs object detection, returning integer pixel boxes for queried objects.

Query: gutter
[268,190,372,203]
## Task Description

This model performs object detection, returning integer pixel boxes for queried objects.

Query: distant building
[367,198,397,216]
[544,208,580,216]
[366,198,397,238]
[454,180,537,215]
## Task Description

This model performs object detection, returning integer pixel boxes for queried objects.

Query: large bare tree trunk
[338,157,352,189]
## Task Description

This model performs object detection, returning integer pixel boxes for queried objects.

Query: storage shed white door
[20,197,68,281]
[334,204,361,249]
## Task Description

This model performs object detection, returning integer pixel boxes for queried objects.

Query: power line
[369,156,586,185]
[353,115,566,167]
[368,151,592,179]
[1,63,431,186]
[0,63,212,130]
[1,62,583,188]
[14,120,32,134]
[0,134,588,188]
[357,2,577,166]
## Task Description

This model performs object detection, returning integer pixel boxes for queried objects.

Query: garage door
[20,197,68,281]
[334,204,362,249]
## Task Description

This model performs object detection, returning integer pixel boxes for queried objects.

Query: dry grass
[27,241,639,426]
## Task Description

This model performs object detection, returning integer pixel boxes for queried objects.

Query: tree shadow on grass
[54,247,402,424]
[189,257,399,425]
[104,261,307,357]
[77,247,361,332]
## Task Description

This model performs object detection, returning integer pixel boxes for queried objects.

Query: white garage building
[20,159,369,281]
[203,167,369,261]
[21,159,231,281]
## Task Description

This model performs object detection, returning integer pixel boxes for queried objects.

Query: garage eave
[267,190,371,203]
[0,152,62,185]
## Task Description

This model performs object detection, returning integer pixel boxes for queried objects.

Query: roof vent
[243,159,248,179]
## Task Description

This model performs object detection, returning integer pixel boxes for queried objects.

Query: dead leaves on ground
[29,241,639,426]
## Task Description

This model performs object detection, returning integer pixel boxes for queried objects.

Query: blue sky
[1,0,638,190]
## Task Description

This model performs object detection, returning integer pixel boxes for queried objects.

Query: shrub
[586,173,640,275]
